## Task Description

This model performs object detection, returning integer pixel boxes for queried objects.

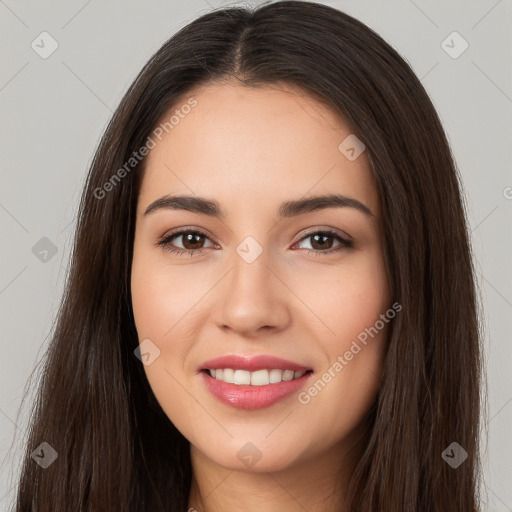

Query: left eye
[156,229,353,257]
[293,230,353,254]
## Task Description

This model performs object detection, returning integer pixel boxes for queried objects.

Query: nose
[212,249,291,338]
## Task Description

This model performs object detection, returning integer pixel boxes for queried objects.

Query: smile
[199,354,314,410]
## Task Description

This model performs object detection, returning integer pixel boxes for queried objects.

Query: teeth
[233,369,251,385]
[282,370,294,381]
[222,368,235,383]
[207,368,308,385]
[269,369,283,383]
[250,369,269,386]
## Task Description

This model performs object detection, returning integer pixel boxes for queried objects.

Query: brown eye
[156,229,216,256]
[294,229,353,256]
[309,233,335,250]
[180,232,206,250]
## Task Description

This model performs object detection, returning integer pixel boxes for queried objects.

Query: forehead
[138,81,379,218]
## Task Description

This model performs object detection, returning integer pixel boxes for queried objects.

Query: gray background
[1,0,511,510]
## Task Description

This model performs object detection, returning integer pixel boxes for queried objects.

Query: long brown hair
[11,1,483,510]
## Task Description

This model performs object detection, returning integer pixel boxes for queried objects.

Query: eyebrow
[144,193,374,219]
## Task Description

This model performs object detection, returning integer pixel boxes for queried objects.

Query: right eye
[156,229,217,256]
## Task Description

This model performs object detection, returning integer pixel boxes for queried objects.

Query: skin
[131,81,391,512]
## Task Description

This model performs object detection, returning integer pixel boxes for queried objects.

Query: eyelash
[155,228,353,257]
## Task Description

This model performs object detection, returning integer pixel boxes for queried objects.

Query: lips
[199,354,314,410]
[200,354,311,373]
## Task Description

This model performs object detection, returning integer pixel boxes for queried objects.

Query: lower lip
[200,370,313,410]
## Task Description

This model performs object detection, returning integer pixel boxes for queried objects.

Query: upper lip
[200,355,312,372]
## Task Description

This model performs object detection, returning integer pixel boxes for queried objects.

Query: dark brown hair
[11,1,483,510]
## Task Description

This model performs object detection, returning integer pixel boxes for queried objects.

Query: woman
[13,1,483,510]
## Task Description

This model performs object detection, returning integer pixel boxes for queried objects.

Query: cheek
[130,248,204,343]
[291,253,390,425]
[130,249,195,380]
[131,253,205,435]
[293,251,390,352]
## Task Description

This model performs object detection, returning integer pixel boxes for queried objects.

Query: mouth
[199,354,314,410]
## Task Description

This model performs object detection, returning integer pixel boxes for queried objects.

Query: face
[131,81,391,474]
